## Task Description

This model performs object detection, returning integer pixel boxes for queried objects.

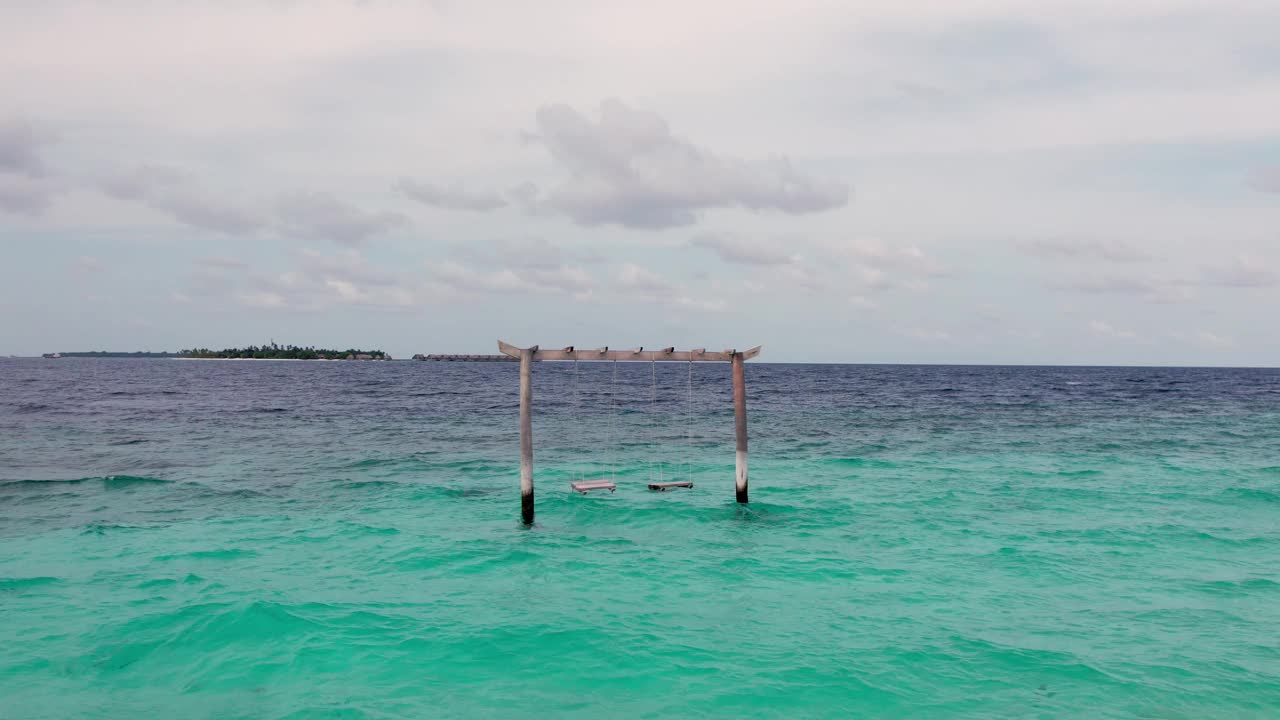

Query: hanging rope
[686,360,694,482]
[609,360,618,481]
[572,359,580,482]
[649,360,657,484]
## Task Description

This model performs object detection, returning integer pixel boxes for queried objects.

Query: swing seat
[571,479,617,493]
[648,481,694,491]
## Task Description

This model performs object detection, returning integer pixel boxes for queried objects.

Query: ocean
[1,358,1277,719]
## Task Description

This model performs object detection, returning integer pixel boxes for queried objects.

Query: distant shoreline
[172,357,355,362]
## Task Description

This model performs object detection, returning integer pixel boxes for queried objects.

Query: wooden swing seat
[570,479,617,493]
[648,481,694,491]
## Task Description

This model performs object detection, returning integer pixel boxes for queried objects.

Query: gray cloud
[1053,275,1162,295]
[103,166,405,245]
[101,165,268,235]
[690,233,795,266]
[275,191,408,247]
[1020,238,1152,263]
[196,255,250,271]
[533,99,849,228]
[0,120,52,177]
[1247,167,1280,194]
[1202,257,1277,288]
[397,178,509,211]
[0,175,57,215]
[0,119,61,214]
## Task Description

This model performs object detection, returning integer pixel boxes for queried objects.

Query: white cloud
[72,255,103,274]
[1020,239,1152,263]
[1202,256,1277,288]
[1171,330,1233,348]
[1088,320,1137,340]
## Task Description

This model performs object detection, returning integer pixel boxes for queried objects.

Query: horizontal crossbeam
[497,340,762,362]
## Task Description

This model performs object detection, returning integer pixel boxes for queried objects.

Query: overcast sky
[2,0,1278,364]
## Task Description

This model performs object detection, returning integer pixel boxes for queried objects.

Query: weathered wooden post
[732,350,749,503]
[519,345,536,524]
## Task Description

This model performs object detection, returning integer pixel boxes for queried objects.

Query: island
[181,344,391,360]
[56,351,182,358]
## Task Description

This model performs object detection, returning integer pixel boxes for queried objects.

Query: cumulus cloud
[237,250,437,311]
[451,236,603,271]
[275,191,408,246]
[196,255,249,271]
[532,99,849,228]
[431,260,593,297]
[612,262,727,311]
[1088,320,1137,340]
[100,165,268,235]
[72,255,104,275]
[689,233,796,266]
[0,119,61,214]
[1171,330,1232,348]
[1053,275,1163,295]
[1202,256,1277,288]
[1020,238,1152,263]
[0,119,53,177]
[0,174,59,215]
[396,178,510,211]
[101,165,406,245]
[822,238,944,275]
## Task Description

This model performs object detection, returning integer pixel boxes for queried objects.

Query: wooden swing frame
[498,340,762,524]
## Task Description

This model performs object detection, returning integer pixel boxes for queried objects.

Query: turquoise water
[1,359,1278,718]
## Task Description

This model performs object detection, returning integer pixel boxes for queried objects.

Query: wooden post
[732,351,748,503]
[519,347,535,524]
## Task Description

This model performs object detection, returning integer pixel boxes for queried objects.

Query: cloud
[1088,320,1137,340]
[1171,330,1232,348]
[1020,238,1151,263]
[690,233,796,266]
[237,250,437,311]
[899,327,952,341]
[0,174,58,215]
[823,238,944,274]
[101,165,268,235]
[1202,256,1277,288]
[1246,167,1280,194]
[0,119,53,177]
[1053,275,1162,295]
[397,178,510,211]
[430,259,593,298]
[183,249,441,312]
[275,191,408,247]
[102,166,405,245]
[0,119,61,214]
[196,255,249,271]
[613,262,727,311]
[616,262,670,294]
[71,256,104,277]
[451,236,602,271]
[532,99,849,228]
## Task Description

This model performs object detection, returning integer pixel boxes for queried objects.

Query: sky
[2,0,1278,364]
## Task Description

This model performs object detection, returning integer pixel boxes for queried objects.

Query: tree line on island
[180,343,391,360]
